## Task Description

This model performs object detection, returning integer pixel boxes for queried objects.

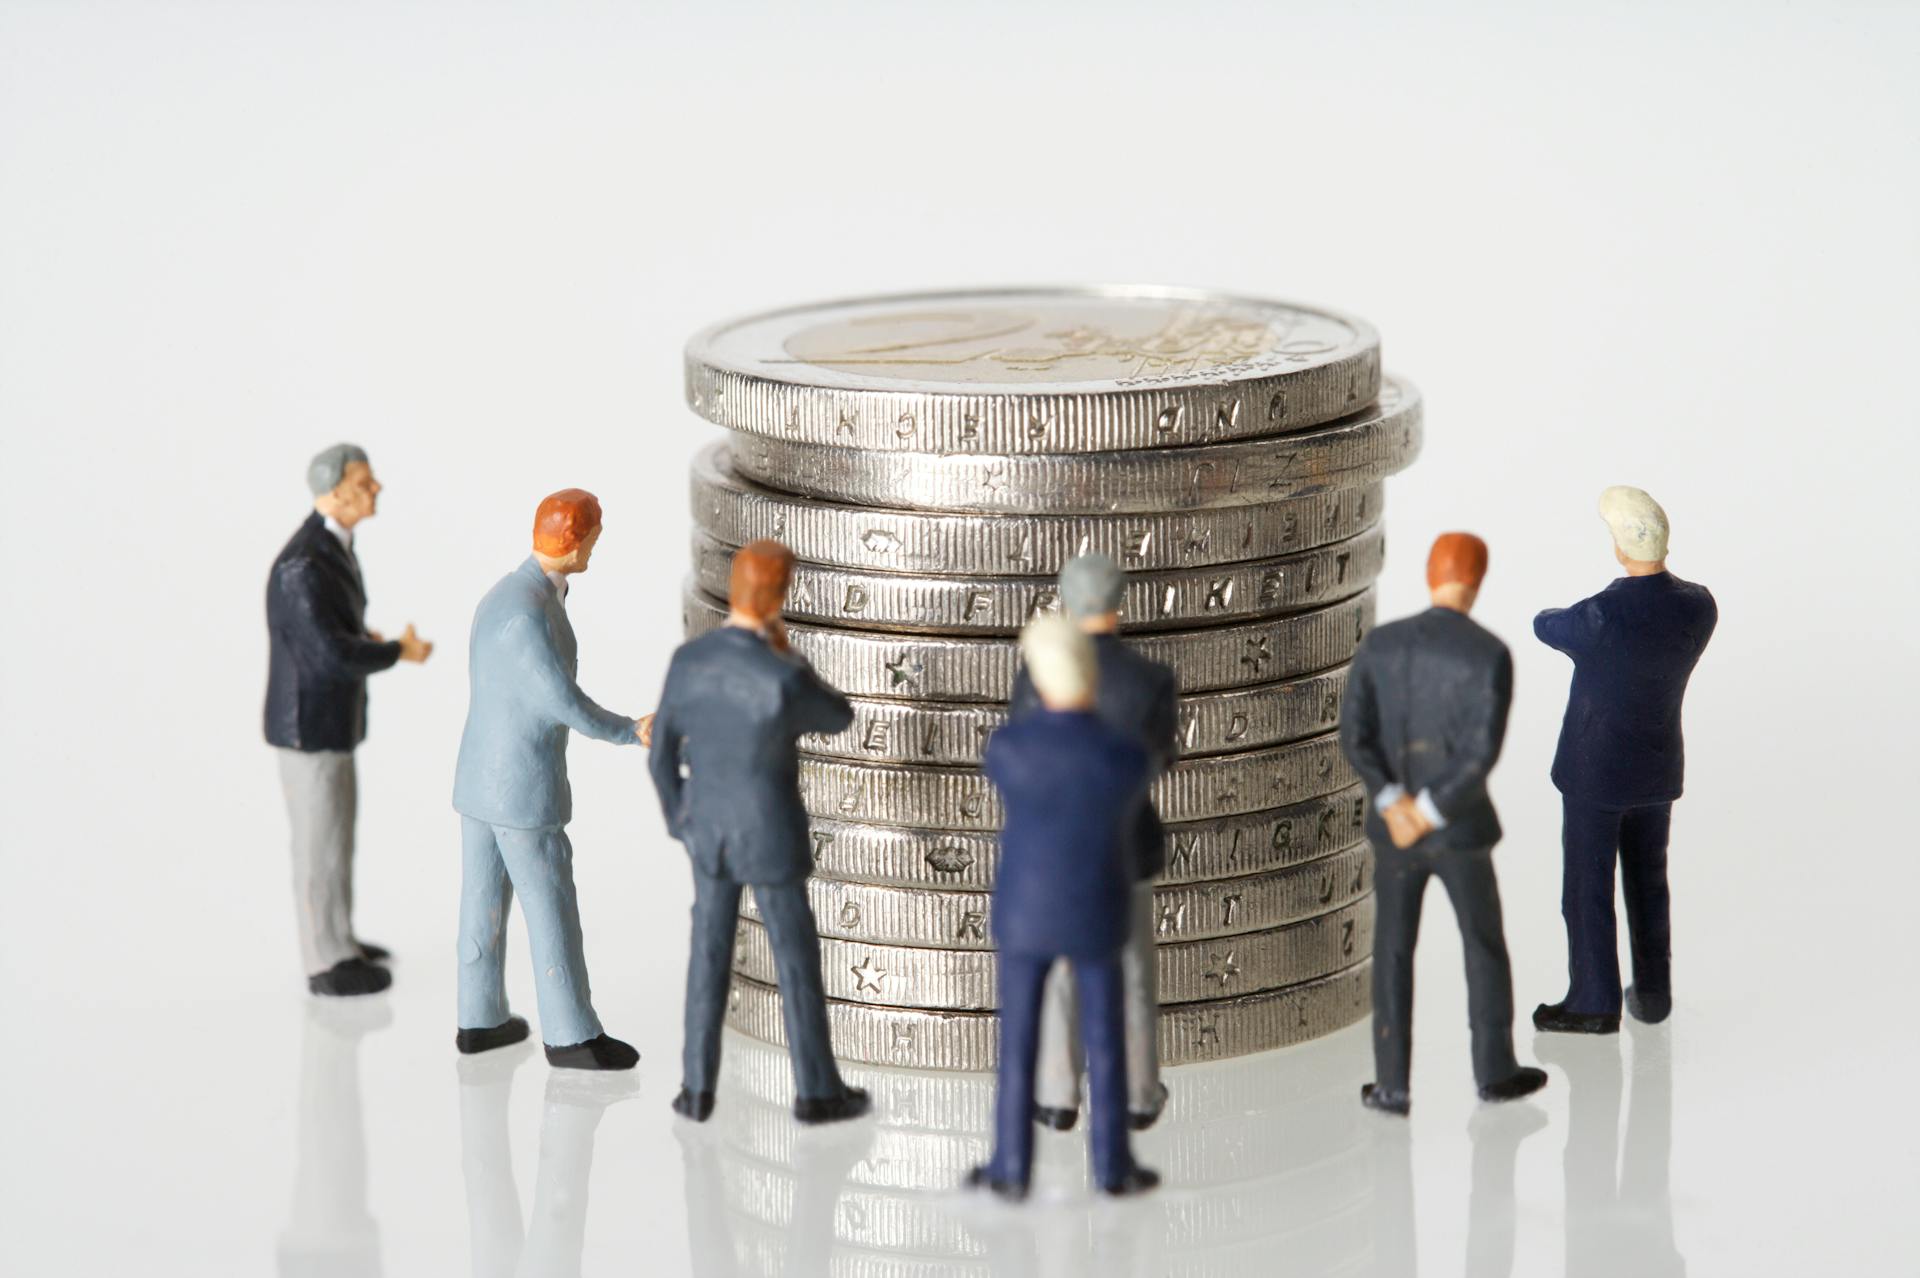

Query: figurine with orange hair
[1338,533,1548,1115]
[451,489,646,1070]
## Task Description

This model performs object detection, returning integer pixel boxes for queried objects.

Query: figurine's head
[308,443,380,527]
[729,540,795,626]
[1021,613,1098,712]
[1059,554,1125,634]
[1426,532,1489,614]
[532,489,604,575]
[1599,486,1668,573]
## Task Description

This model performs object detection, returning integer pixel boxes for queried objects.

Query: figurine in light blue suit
[452,488,644,1070]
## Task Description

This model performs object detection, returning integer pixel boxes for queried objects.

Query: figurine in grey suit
[1008,554,1178,1133]
[1338,532,1547,1115]
[646,539,871,1125]
[452,489,643,1071]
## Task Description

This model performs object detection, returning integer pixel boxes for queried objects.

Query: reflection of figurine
[969,616,1158,1200]
[648,540,870,1124]
[1339,533,1546,1115]
[452,490,643,1069]
[266,444,432,997]
[1534,488,1716,1034]
[1008,554,1177,1133]
[277,998,390,1276]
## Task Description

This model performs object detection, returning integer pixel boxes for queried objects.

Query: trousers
[1371,839,1520,1094]
[1559,796,1674,1015]
[456,817,604,1048]
[682,873,847,1101]
[277,747,360,975]
[1034,883,1160,1114]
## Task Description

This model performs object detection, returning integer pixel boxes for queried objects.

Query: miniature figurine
[968,615,1159,1200]
[452,489,644,1070]
[647,539,871,1125]
[1338,532,1548,1115]
[1007,554,1177,1133]
[266,444,431,997]
[1532,487,1717,1034]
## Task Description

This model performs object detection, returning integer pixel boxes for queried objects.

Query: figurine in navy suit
[1339,533,1547,1116]
[1533,488,1717,1034]
[452,489,644,1070]
[647,540,871,1125]
[266,444,432,997]
[969,616,1159,1200]
[1008,554,1178,1133]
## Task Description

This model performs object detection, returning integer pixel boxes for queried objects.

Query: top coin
[684,287,1382,454]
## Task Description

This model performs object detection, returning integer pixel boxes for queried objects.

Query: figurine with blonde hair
[452,489,645,1070]
[1533,487,1717,1034]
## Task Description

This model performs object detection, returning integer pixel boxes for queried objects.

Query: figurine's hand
[397,623,433,663]
[636,714,654,747]
[1384,795,1433,849]
[366,628,385,643]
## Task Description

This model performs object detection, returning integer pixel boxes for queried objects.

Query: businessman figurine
[647,539,871,1125]
[1533,488,1717,1034]
[1008,555,1177,1134]
[452,489,644,1070]
[1339,533,1547,1116]
[266,444,431,997]
[969,615,1159,1201]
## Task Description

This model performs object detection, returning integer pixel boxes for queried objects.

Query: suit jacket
[1009,634,1178,881]
[985,710,1152,959]
[1536,572,1717,808]
[1339,607,1512,853]
[451,557,636,830]
[648,626,854,886]
[264,513,402,752]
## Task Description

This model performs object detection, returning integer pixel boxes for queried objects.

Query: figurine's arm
[1533,597,1605,656]
[505,613,636,744]
[1426,648,1514,821]
[1007,668,1041,720]
[786,664,855,737]
[1145,670,1180,775]
[646,688,687,837]
[1336,645,1396,798]
[277,560,403,677]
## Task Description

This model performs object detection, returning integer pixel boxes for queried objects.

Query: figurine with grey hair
[1008,554,1178,1133]
[1533,487,1716,1035]
[970,615,1160,1201]
[265,444,432,996]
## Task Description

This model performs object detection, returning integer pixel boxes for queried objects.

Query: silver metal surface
[722,376,1420,513]
[683,583,1374,700]
[691,524,1383,636]
[693,443,1385,575]
[744,843,1372,950]
[723,958,1372,1070]
[684,286,1381,454]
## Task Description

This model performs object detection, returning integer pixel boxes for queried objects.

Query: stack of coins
[678,287,1422,1072]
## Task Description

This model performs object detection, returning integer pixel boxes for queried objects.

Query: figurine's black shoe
[356,941,392,963]
[1478,1066,1550,1104]
[965,1165,1029,1203]
[456,1015,531,1055]
[671,1087,716,1122]
[1360,1083,1411,1116]
[308,957,392,997]
[794,1086,871,1125]
[1098,1166,1162,1197]
[1033,1104,1079,1132]
[1532,1002,1620,1035]
[544,1034,640,1071]
[1625,985,1672,1024]
[1128,1081,1171,1132]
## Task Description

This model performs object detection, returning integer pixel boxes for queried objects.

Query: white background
[2,2,1916,1274]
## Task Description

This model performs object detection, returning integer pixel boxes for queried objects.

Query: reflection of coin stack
[678,288,1422,1072]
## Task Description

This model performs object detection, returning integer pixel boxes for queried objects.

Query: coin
[745,842,1372,950]
[723,377,1420,514]
[796,732,1352,831]
[732,899,1371,1010]
[691,524,1383,636]
[683,583,1373,699]
[806,666,1347,766]
[685,286,1381,455]
[724,959,1371,1070]
[692,444,1385,576]
[801,785,1369,890]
